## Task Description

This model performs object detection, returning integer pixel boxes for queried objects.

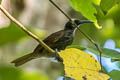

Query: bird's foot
[55,49,63,62]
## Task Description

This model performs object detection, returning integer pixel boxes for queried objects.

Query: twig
[49,0,72,21]
[0,5,55,54]
[76,26,102,70]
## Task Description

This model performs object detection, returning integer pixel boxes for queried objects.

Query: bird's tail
[11,53,36,67]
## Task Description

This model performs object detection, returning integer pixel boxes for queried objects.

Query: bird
[11,19,92,67]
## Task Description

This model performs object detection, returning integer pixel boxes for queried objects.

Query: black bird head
[64,19,93,30]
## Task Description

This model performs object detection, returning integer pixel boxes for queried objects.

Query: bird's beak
[74,20,93,29]
[79,20,93,24]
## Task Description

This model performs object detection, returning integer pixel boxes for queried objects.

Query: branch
[0,5,55,54]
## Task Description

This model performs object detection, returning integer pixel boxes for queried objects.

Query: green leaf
[68,0,101,29]
[0,66,21,80]
[66,45,86,50]
[0,22,46,46]
[0,23,27,46]
[67,45,120,60]
[21,70,49,80]
[0,66,49,80]
[88,47,120,60]
[100,0,118,14]
[90,0,101,5]
[108,70,120,80]
[0,0,2,4]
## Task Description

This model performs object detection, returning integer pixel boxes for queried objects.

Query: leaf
[68,0,101,29]
[88,47,120,60]
[0,23,27,46]
[66,45,86,50]
[21,70,49,80]
[0,0,2,4]
[100,0,118,14]
[108,70,120,80]
[0,23,46,46]
[0,66,21,80]
[0,66,49,80]
[58,48,110,80]
[90,0,101,5]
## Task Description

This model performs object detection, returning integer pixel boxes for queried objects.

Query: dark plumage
[11,19,92,66]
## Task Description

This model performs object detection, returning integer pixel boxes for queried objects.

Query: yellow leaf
[58,48,110,80]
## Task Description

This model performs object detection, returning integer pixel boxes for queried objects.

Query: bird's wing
[43,30,64,46]
[33,30,64,52]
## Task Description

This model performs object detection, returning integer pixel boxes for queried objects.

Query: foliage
[0,23,27,46]
[66,1,120,78]
[0,23,45,46]
[67,45,86,50]
[0,66,49,80]
[108,70,120,80]
[68,0,100,28]
[58,48,110,80]
[0,66,21,80]
[0,0,1,4]
[88,47,120,61]
[100,0,119,14]
[68,45,120,62]
[68,0,120,29]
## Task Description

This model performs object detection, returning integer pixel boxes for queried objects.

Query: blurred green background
[0,0,120,80]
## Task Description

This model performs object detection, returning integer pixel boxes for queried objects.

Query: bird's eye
[74,20,80,25]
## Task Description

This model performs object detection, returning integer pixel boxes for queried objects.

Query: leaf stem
[0,5,55,54]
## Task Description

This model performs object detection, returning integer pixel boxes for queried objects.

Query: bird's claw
[55,48,63,62]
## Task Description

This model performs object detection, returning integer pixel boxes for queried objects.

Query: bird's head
[64,19,93,30]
